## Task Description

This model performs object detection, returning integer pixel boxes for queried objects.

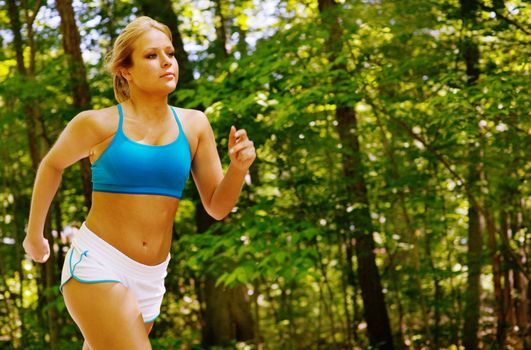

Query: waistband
[72,222,170,278]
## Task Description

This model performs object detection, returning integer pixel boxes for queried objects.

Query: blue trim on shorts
[60,248,121,293]
[60,246,162,324]
[144,313,159,324]
[70,249,88,274]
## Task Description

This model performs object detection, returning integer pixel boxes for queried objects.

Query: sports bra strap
[117,103,124,131]
[170,107,184,134]
[118,104,181,134]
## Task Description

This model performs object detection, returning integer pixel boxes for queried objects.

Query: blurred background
[0,0,529,349]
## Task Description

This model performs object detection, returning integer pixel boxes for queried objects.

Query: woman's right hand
[23,234,50,263]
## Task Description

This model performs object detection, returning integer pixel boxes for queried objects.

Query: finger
[237,153,254,163]
[241,148,256,162]
[230,140,253,155]
[235,129,248,141]
[229,140,249,155]
[33,240,50,263]
[228,126,237,149]
[242,146,255,157]
[237,155,255,166]
[29,253,42,263]
[236,146,256,160]
[44,241,50,261]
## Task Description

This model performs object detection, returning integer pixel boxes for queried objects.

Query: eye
[167,51,175,57]
[146,53,157,59]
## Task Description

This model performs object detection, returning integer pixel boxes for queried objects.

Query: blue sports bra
[91,104,191,199]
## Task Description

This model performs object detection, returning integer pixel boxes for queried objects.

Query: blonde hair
[105,16,172,102]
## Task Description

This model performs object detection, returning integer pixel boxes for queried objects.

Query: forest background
[0,0,529,349]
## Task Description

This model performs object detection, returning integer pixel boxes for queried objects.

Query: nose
[161,53,172,67]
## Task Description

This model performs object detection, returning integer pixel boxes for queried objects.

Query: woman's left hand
[228,126,256,171]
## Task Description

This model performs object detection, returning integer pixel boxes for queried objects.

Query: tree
[5,0,62,348]
[55,0,93,209]
[317,0,394,348]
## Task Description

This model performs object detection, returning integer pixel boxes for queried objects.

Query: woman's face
[122,28,179,96]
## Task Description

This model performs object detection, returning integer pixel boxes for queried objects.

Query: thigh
[63,279,152,350]
[145,321,154,334]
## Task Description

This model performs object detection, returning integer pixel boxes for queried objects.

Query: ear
[120,67,132,81]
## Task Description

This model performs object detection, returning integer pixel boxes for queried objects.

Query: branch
[478,2,530,35]
[364,94,466,186]
[500,233,530,281]
[20,0,43,28]
[29,0,43,27]
[362,92,492,220]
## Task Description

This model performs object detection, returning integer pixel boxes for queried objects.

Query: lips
[161,72,175,78]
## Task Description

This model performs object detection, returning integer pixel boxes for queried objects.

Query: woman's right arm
[23,110,105,263]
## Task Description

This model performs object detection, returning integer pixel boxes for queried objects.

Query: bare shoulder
[44,106,120,169]
[68,106,119,140]
[172,107,211,137]
[173,107,208,125]
[171,107,213,158]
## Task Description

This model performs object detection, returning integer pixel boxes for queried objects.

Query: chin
[166,84,177,93]
[156,80,176,90]
[159,86,177,96]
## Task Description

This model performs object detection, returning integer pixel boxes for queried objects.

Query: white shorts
[60,222,170,324]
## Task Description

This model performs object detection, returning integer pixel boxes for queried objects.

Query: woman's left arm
[191,112,256,220]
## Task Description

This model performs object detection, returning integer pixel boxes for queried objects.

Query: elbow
[39,157,63,174]
[37,158,62,174]
[204,204,229,221]
[37,162,63,178]
[209,210,227,221]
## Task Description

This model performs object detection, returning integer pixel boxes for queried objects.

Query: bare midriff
[85,191,180,266]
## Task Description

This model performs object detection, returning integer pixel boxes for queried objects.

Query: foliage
[0,0,529,349]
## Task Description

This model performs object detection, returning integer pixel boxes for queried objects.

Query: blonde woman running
[22,16,255,350]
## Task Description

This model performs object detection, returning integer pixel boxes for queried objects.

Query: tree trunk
[100,0,117,44]
[339,106,394,349]
[1,136,24,348]
[511,198,529,348]
[337,228,354,347]
[55,0,93,209]
[201,277,234,346]
[318,1,394,348]
[485,188,506,347]
[462,191,483,350]
[7,0,26,76]
[229,284,255,341]
[7,1,60,348]
[458,1,483,349]
[424,200,442,350]
[314,241,340,348]
[489,216,506,347]
[372,99,433,346]
[196,204,254,346]
[444,199,461,345]
[202,280,254,346]
[136,0,194,87]
[462,106,483,350]
[213,0,229,59]
[500,210,516,329]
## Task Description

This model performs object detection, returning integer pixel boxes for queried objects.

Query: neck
[124,90,170,122]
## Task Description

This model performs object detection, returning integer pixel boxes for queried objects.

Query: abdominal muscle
[85,191,180,266]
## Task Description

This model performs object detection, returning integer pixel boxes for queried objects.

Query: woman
[22,16,255,349]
